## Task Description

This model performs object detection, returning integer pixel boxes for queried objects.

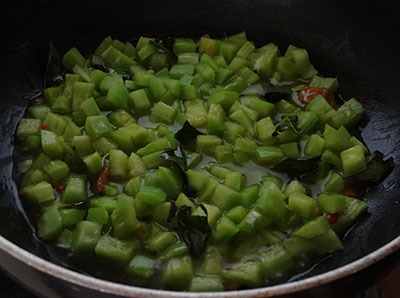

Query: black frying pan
[1,1,400,297]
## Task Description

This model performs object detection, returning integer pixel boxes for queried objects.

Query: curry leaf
[262,92,288,103]
[63,152,88,174]
[273,157,320,179]
[160,146,187,171]
[44,42,63,88]
[149,37,177,61]
[150,39,173,56]
[355,151,394,183]
[273,114,301,136]
[160,146,196,197]
[175,121,203,146]
[176,205,211,257]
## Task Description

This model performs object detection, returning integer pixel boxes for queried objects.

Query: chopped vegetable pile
[14,32,393,291]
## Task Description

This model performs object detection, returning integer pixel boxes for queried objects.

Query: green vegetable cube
[109,149,129,179]
[209,183,242,211]
[80,97,100,116]
[129,89,151,113]
[187,169,209,193]
[324,171,345,193]
[189,275,224,292]
[95,235,135,264]
[150,102,177,125]
[224,171,244,191]
[127,255,156,279]
[256,117,275,144]
[256,146,284,165]
[207,104,226,134]
[72,82,95,111]
[43,160,69,184]
[288,192,316,219]
[72,135,94,157]
[314,229,344,254]
[184,99,208,128]
[240,184,260,207]
[88,196,117,213]
[23,181,55,205]
[71,221,102,254]
[284,180,306,197]
[41,130,65,159]
[294,216,330,238]
[256,190,288,224]
[284,45,311,74]
[323,124,353,153]
[148,231,177,254]
[99,73,124,93]
[309,75,338,92]
[215,145,234,164]
[304,134,325,157]
[306,94,336,125]
[229,108,254,135]
[340,145,367,176]
[38,205,62,240]
[127,152,146,177]
[317,194,346,214]
[85,115,114,140]
[161,256,194,289]
[258,44,278,78]
[28,104,51,121]
[87,207,109,226]
[208,90,239,111]
[260,245,294,278]
[199,37,219,56]
[331,98,364,128]
[223,260,263,288]
[83,151,103,175]
[173,38,197,54]
[61,175,88,204]
[43,112,68,136]
[16,118,41,139]
[63,121,82,143]
[60,209,86,228]
[107,109,134,128]
[279,142,300,159]
[136,186,167,206]
[92,137,117,156]
[196,135,222,156]
[234,137,257,156]
[111,201,140,239]
[213,216,239,242]
[226,206,248,224]
[62,47,86,70]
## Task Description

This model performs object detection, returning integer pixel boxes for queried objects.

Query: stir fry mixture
[14,32,393,291]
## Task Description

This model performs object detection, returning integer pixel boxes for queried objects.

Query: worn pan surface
[1,0,400,297]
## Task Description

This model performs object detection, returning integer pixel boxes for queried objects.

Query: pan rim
[1,234,400,297]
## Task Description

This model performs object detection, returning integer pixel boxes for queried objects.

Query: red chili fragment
[18,188,24,197]
[298,86,336,107]
[55,185,64,193]
[41,123,49,130]
[92,166,110,194]
[35,97,44,103]
[343,187,357,197]
[327,213,340,224]
[315,209,323,217]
